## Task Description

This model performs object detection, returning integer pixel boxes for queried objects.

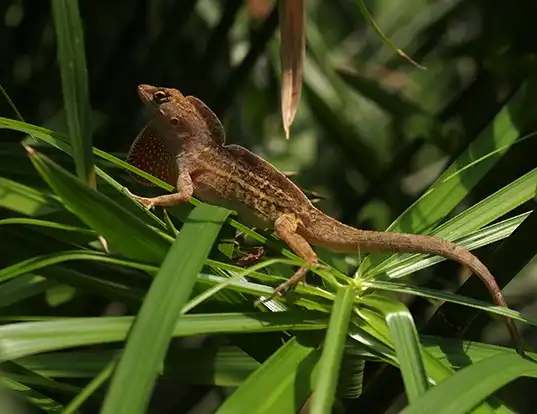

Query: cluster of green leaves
[1,0,537,413]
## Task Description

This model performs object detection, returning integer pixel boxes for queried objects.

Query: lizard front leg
[272,213,319,296]
[126,171,193,209]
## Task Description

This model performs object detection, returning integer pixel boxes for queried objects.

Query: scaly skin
[126,84,524,354]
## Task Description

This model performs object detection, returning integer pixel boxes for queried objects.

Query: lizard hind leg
[271,213,319,297]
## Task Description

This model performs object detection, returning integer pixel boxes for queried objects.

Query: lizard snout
[137,84,158,101]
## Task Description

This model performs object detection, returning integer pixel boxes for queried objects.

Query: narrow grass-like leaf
[382,211,531,279]
[0,118,273,247]
[2,264,144,305]
[25,145,170,263]
[183,258,292,313]
[433,168,536,241]
[51,0,94,185]
[355,0,424,69]
[421,335,537,369]
[0,176,62,216]
[0,118,299,274]
[382,299,428,401]
[363,280,537,327]
[102,204,230,414]
[0,375,64,413]
[311,286,355,414]
[64,356,118,414]
[0,218,96,235]
[0,250,159,284]
[0,117,171,191]
[16,346,260,384]
[217,336,320,414]
[0,251,313,306]
[1,361,80,395]
[0,313,327,362]
[400,353,537,414]
[0,84,27,125]
[0,275,56,308]
[354,305,502,412]
[367,161,537,277]
[364,80,537,271]
[360,297,429,399]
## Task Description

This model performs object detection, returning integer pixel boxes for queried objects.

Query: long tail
[299,209,523,353]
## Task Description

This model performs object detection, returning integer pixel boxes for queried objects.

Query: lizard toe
[124,187,156,210]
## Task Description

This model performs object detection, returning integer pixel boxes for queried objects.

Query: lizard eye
[153,90,168,104]
[170,117,180,126]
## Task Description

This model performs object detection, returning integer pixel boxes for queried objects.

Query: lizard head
[138,84,201,143]
[137,84,185,107]
[137,84,225,145]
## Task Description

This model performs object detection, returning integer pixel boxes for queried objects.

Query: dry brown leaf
[278,0,305,139]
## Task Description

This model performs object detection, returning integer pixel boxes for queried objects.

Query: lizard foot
[236,247,266,267]
[261,262,330,304]
[264,266,309,303]
[123,187,156,210]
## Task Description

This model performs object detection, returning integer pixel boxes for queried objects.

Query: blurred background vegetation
[1,0,537,412]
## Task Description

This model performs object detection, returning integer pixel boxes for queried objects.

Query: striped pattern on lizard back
[190,143,313,228]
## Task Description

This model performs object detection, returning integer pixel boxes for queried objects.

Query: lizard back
[189,143,315,228]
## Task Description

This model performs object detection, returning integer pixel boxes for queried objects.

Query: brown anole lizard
[125,84,523,353]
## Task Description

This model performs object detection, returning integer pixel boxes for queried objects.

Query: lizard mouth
[137,84,157,102]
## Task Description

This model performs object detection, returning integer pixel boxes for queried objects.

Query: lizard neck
[153,116,217,156]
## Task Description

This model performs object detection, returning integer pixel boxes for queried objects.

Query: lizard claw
[261,266,310,304]
[260,262,328,304]
[123,187,156,210]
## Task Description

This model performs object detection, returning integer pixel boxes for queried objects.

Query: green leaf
[0,118,292,260]
[217,336,320,414]
[433,168,536,241]
[354,303,503,412]
[64,357,117,414]
[363,280,537,327]
[421,335,537,370]
[379,211,531,279]
[401,353,537,414]
[311,286,355,414]
[102,204,230,414]
[0,218,96,235]
[0,375,64,413]
[51,0,94,185]
[0,250,156,284]
[0,312,327,363]
[25,145,170,264]
[0,118,277,249]
[364,80,537,271]
[16,346,260,385]
[0,176,62,216]
[374,167,537,277]
[364,296,428,400]
[355,0,424,69]
[385,303,429,401]
[0,275,56,308]
[392,82,534,234]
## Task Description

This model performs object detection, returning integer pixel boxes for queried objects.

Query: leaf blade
[311,286,355,414]
[401,353,537,414]
[51,0,94,185]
